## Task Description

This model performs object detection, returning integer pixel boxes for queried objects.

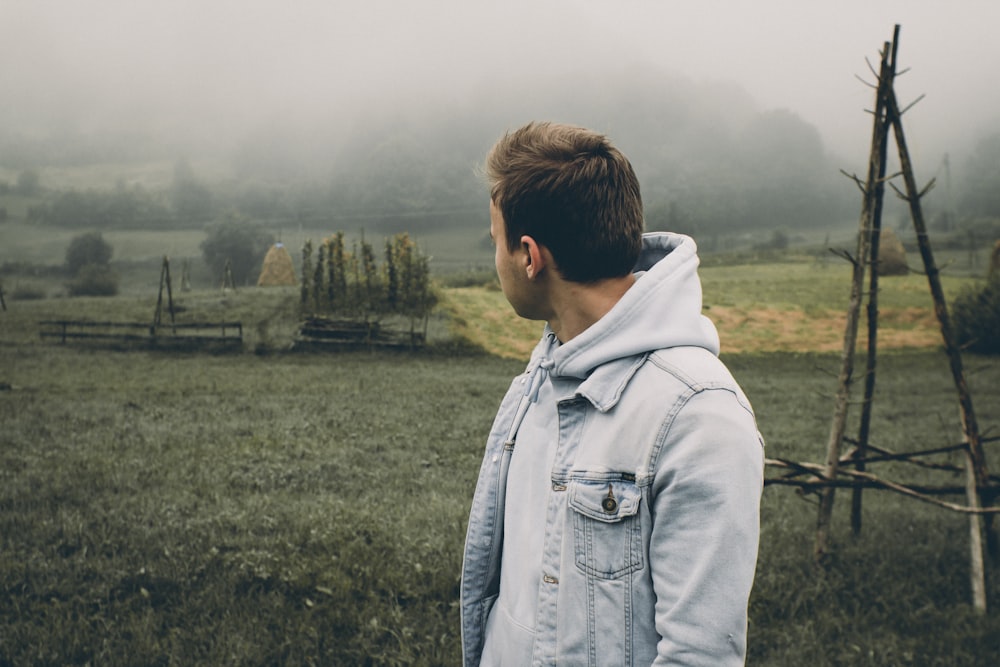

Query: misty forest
[2,65,998,253]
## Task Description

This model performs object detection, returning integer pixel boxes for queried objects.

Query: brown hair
[485,122,643,283]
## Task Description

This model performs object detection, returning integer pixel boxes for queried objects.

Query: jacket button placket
[532,398,585,665]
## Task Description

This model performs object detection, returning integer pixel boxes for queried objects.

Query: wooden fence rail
[296,317,425,350]
[39,320,243,349]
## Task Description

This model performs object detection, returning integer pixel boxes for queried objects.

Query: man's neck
[547,274,636,343]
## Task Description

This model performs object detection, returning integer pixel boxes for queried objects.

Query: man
[460,122,764,666]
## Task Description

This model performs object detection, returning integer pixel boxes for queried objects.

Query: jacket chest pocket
[568,478,644,580]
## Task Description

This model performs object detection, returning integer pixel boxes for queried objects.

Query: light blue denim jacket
[461,233,764,666]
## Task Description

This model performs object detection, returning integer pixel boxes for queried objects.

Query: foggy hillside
[1,61,859,237]
[3,1,998,239]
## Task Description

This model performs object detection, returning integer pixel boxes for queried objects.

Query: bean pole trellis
[763,25,999,613]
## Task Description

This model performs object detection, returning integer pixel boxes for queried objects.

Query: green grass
[0,344,521,665]
[1,342,998,665]
[733,351,1000,666]
[700,260,974,311]
[2,253,1000,665]
[441,259,984,358]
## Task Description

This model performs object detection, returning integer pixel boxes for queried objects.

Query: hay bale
[877,228,909,276]
[257,243,297,287]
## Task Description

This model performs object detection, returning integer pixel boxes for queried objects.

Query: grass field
[444,259,982,358]
[2,235,1000,664]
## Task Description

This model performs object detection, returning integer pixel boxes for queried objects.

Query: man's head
[485,122,644,284]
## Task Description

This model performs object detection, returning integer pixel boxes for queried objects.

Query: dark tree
[65,232,118,296]
[951,275,1000,354]
[65,232,113,276]
[200,217,274,286]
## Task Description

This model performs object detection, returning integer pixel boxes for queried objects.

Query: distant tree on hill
[200,215,274,286]
[65,231,119,296]
[31,186,172,229]
[65,232,113,276]
[951,273,1000,354]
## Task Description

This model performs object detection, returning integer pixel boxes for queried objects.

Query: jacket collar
[573,353,648,413]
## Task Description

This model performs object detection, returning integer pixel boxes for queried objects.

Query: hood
[547,232,719,379]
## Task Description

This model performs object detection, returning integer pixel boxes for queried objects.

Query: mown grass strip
[439,257,978,358]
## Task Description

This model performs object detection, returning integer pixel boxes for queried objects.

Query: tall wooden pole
[163,255,176,332]
[886,82,993,612]
[851,29,899,535]
[154,258,167,330]
[963,420,988,613]
[815,37,895,564]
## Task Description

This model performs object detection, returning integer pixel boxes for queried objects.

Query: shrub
[951,275,1000,354]
[200,216,273,286]
[67,263,120,297]
[66,232,114,276]
[10,285,46,301]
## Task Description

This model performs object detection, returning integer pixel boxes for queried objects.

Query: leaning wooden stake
[153,255,177,332]
[851,29,900,535]
[221,259,237,291]
[815,39,894,564]
[963,420,988,613]
[886,83,993,612]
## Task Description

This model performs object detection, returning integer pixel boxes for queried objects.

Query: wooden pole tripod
[812,25,995,613]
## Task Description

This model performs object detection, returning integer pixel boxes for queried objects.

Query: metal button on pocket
[601,484,617,513]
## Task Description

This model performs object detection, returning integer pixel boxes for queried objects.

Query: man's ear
[520,235,547,280]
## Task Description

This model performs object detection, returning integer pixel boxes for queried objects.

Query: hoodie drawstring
[505,335,557,445]
[525,358,554,403]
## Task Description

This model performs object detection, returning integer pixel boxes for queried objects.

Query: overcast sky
[3,0,998,167]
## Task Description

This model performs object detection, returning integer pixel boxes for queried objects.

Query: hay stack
[257,243,297,287]
[877,228,909,276]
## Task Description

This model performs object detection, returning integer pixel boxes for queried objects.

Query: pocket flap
[569,479,641,523]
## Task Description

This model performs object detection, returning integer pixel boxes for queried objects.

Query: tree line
[6,71,1000,242]
[13,131,1000,243]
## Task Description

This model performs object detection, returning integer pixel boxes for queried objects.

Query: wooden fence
[295,317,425,350]
[39,320,243,351]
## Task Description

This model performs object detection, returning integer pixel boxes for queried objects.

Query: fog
[2,0,998,193]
